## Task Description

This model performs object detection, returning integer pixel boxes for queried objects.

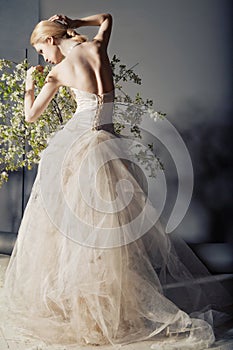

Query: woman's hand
[48,14,81,29]
[26,65,44,90]
[26,65,44,77]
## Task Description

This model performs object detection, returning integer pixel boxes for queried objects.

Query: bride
[2,12,232,349]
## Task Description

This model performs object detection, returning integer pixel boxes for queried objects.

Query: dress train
[1,88,232,349]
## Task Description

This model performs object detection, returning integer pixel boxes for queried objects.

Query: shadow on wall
[157,99,233,274]
[0,172,22,234]
[0,167,37,254]
[171,100,233,245]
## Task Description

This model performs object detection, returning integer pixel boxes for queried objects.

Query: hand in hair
[48,14,81,29]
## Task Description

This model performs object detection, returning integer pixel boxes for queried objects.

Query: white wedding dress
[1,88,232,349]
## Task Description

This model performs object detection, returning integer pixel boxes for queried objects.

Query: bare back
[25,14,114,123]
[54,40,114,95]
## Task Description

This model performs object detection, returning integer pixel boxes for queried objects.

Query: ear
[47,36,56,45]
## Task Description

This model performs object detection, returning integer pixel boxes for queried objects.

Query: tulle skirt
[1,91,232,349]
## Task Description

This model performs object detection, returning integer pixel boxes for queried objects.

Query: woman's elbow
[102,13,112,23]
[25,114,36,123]
[106,13,112,22]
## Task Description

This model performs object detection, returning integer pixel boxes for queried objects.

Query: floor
[0,254,232,350]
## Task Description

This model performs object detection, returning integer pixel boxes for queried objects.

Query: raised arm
[49,13,113,48]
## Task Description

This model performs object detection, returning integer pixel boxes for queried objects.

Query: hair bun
[66,28,77,37]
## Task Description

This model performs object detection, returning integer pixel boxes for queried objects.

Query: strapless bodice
[71,88,115,108]
[71,88,115,133]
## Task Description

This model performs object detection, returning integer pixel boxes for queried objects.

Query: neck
[58,39,81,56]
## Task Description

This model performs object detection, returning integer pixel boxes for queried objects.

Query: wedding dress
[1,88,232,349]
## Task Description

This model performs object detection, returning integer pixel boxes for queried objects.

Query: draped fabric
[1,88,232,349]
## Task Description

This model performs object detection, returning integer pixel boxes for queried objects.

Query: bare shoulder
[45,62,68,88]
[45,65,60,85]
[72,40,102,53]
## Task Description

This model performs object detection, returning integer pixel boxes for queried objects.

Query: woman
[24,13,114,123]
[2,13,232,349]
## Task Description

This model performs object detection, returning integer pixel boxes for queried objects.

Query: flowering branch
[0,55,165,186]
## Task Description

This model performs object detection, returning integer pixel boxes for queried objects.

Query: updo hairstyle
[30,20,88,45]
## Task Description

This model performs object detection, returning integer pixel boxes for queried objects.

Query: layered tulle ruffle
[2,89,232,349]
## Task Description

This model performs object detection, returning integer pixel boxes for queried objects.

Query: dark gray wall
[0,0,39,62]
[0,0,39,240]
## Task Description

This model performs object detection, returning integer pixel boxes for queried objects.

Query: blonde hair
[30,20,88,46]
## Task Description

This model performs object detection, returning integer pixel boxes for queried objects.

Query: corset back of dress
[72,88,115,133]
